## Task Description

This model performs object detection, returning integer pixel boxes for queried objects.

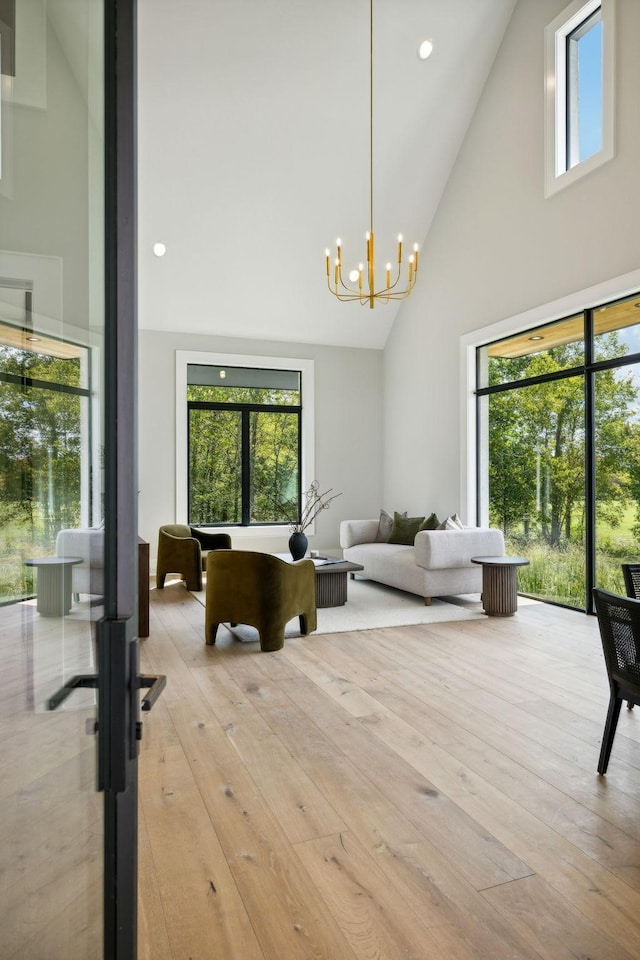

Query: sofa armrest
[340,519,379,549]
[415,528,505,570]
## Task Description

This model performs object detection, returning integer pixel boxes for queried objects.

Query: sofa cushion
[388,512,425,545]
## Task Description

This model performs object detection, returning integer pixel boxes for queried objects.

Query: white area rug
[189,576,486,642]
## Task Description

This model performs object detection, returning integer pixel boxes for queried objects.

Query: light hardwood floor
[0,601,102,959]
[138,584,640,960]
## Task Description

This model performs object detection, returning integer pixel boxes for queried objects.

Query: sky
[576,19,603,162]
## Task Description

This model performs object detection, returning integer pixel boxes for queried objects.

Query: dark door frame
[103,0,139,956]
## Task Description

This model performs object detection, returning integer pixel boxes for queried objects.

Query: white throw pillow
[438,513,465,531]
[376,508,406,542]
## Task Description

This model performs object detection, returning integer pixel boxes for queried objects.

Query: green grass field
[0,516,60,603]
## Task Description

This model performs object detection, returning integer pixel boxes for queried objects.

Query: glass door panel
[485,376,587,608]
[594,363,640,593]
[0,3,105,955]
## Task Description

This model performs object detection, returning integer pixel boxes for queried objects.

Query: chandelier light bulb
[418,39,433,60]
[349,269,360,283]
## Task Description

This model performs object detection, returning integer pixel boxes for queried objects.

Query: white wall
[138,330,383,563]
[384,0,640,522]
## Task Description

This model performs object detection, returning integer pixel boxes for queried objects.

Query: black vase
[288,531,308,560]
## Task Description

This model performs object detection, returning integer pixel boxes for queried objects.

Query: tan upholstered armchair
[205,550,317,652]
[156,524,232,591]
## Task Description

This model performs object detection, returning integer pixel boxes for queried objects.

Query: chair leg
[627,699,635,710]
[259,627,286,652]
[598,693,623,775]
[157,572,166,589]
[205,623,219,646]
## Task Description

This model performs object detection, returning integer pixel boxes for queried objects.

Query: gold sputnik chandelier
[325,0,420,308]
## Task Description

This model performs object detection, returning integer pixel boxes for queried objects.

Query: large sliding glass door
[0,3,143,957]
[477,295,640,612]
[593,295,640,592]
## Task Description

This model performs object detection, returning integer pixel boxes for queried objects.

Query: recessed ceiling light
[529,335,544,341]
[26,335,40,342]
[418,39,433,60]
[153,242,166,257]
[219,370,226,379]
[634,302,640,308]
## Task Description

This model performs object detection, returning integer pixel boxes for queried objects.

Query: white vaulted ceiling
[137,0,518,349]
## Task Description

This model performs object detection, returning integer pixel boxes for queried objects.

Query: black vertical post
[584,309,596,613]
[103,0,138,957]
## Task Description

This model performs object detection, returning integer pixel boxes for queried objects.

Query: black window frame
[475,292,640,614]
[186,397,302,528]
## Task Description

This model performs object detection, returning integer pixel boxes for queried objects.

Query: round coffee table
[471,555,529,617]
[24,556,83,617]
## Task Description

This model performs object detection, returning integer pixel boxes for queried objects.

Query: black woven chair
[622,562,640,601]
[621,563,640,708]
[592,588,640,775]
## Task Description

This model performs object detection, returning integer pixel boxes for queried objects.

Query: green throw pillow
[419,512,440,531]
[388,512,425,545]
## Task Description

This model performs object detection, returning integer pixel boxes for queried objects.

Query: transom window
[544,0,614,197]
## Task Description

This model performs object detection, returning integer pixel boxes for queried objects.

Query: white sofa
[340,519,505,603]
[55,527,104,597]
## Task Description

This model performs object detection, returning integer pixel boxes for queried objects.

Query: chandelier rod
[370,0,374,237]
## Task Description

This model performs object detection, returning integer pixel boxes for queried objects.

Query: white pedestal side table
[24,556,83,617]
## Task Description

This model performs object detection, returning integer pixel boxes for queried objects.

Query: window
[476,293,640,612]
[544,0,614,197]
[0,318,92,603]
[187,364,301,526]
[176,352,315,534]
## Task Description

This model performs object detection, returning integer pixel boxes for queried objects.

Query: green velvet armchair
[156,524,232,591]
[205,550,317,652]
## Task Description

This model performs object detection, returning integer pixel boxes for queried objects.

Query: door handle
[138,674,166,711]
[47,674,98,711]
[47,672,166,712]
